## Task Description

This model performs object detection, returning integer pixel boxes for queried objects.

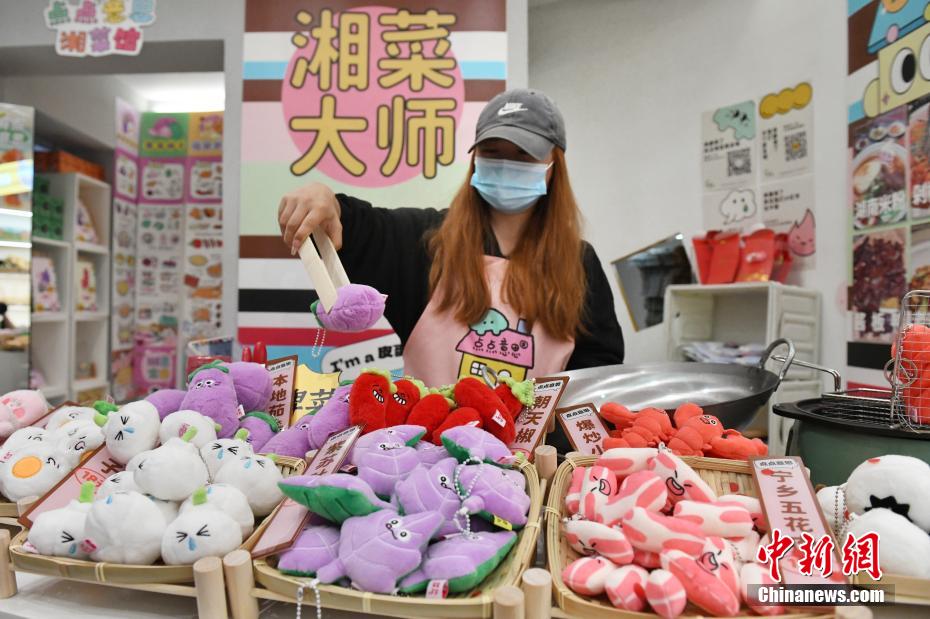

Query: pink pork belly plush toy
[718,493,767,531]
[561,555,616,596]
[648,448,718,505]
[562,516,634,565]
[604,564,649,611]
[662,549,741,617]
[701,536,741,598]
[645,569,687,619]
[740,562,786,616]
[673,499,755,538]
[576,465,619,521]
[595,447,658,478]
[589,470,667,526]
[633,549,662,568]
[620,507,706,557]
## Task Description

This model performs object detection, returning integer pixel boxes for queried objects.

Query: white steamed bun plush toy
[146,495,180,524]
[100,401,160,465]
[200,429,254,480]
[180,483,254,537]
[160,410,219,449]
[845,455,930,532]
[846,508,930,579]
[162,487,243,565]
[83,490,167,564]
[53,419,105,462]
[214,454,283,516]
[134,427,209,501]
[97,470,142,499]
[27,482,95,558]
[45,405,97,431]
[0,442,74,501]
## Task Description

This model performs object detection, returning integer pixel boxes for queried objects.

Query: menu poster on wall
[849,227,906,344]
[701,100,757,192]
[849,106,908,230]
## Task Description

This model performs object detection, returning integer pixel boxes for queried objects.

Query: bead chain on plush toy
[452,456,485,539]
[295,580,322,619]
[834,485,849,539]
[310,327,326,359]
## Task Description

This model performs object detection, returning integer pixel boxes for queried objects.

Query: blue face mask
[470,156,551,214]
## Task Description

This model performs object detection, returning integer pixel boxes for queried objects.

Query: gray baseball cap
[469,88,566,161]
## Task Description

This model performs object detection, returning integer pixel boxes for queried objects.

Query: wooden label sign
[509,376,568,461]
[557,403,609,456]
[19,446,124,528]
[749,456,847,587]
[264,355,297,430]
[250,425,362,558]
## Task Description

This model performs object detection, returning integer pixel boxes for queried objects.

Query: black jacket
[335,193,624,370]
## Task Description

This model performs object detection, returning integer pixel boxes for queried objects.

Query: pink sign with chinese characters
[264,356,297,430]
[19,446,125,528]
[509,376,568,460]
[557,403,609,456]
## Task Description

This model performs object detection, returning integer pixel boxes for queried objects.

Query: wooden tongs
[298,230,349,312]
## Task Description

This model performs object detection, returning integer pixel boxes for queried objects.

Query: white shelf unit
[663,282,823,456]
[32,173,112,404]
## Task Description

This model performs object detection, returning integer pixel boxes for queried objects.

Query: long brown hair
[428,148,586,340]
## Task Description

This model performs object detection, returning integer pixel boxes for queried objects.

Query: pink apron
[403,256,575,386]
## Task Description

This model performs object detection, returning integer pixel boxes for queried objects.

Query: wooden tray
[241,458,545,619]
[546,454,834,619]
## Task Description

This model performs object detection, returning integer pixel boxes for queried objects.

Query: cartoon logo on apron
[455,308,535,381]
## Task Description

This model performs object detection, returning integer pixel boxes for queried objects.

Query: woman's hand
[278,182,343,255]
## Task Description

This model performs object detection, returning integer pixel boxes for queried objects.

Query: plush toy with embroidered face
[134,427,209,501]
[453,377,516,445]
[98,470,141,499]
[83,490,167,564]
[563,516,634,565]
[279,474,392,524]
[180,483,255,538]
[180,361,240,438]
[440,425,513,467]
[0,442,72,501]
[213,453,283,516]
[308,385,352,450]
[648,448,717,505]
[356,445,420,500]
[456,463,531,529]
[845,454,930,532]
[0,426,49,473]
[394,457,464,538]
[662,549,741,617]
[384,378,426,426]
[620,507,706,557]
[28,482,95,558]
[160,410,219,449]
[261,414,313,458]
[45,405,97,431]
[237,412,279,452]
[100,400,161,465]
[399,529,518,594]
[145,388,187,420]
[349,424,425,466]
[0,390,49,439]
[161,488,243,565]
[52,419,105,462]
[349,369,395,434]
[414,441,450,466]
[200,429,254,479]
[277,523,341,577]
[224,361,273,413]
[316,509,443,594]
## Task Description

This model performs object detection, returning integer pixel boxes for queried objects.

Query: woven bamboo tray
[4,454,306,587]
[546,454,834,619]
[242,458,544,619]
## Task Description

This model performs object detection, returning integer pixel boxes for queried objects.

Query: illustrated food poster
[846,0,930,386]
[238,0,509,379]
[112,101,224,398]
[700,83,816,269]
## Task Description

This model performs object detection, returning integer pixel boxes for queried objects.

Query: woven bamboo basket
[246,458,544,619]
[5,454,306,588]
[547,455,835,619]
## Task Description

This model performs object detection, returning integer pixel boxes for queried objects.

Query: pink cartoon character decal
[787,209,816,256]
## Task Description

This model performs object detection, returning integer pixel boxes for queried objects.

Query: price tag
[426,580,449,599]
[556,403,609,456]
[508,376,568,461]
[492,515,513,531]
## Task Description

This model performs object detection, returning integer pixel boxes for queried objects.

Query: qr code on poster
[785,131,807,161]
[727,148,751,177]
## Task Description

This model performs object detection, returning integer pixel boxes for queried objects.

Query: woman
[279,88,623,386]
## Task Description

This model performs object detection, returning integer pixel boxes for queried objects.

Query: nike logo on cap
[498,102,526,116]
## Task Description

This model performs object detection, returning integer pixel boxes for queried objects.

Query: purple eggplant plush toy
[277,524,340,577]
[260,413,313,458]
[145,389,186,420]
[313,284,386,333]
[237,412,279,452]
[224,362,273,412]
[457,464,530,528]
[307,385,352,450]
[356,445,420,500]
[394,457,475,538]
[180,361,240,438]
[316,509,442,593]
[399,530,517,594]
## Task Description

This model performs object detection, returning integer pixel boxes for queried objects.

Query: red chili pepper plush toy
[454,377,516,445]
[385,378,426,426]
[431,406,482,445]
[348,368,395,434]
[407,391,454,442]
[494,376,535,418]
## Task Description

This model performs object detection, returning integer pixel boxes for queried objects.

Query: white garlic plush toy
[101,401,161,465]
[98,470,142,499]
[846,508,930,579]
[200,429,254,480]
[160,410,219,449]
[83,490,167,564]
[53,419,105,462]
[845,455,930,532]
[28,482,95,558]
[0,443,74,501]
[134,427,209,501]
[214,454,283,516]
[180,483,254,537]
[45,405,97,431]
[162,487,243,565]
[147,495,180,524]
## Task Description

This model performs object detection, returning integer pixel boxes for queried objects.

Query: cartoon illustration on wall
[787,209,816,256]
[456,309,534,381]
[862,1,930,117]
[712,101,756,140]
[759,82,812,119]
[718,189,757,226]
